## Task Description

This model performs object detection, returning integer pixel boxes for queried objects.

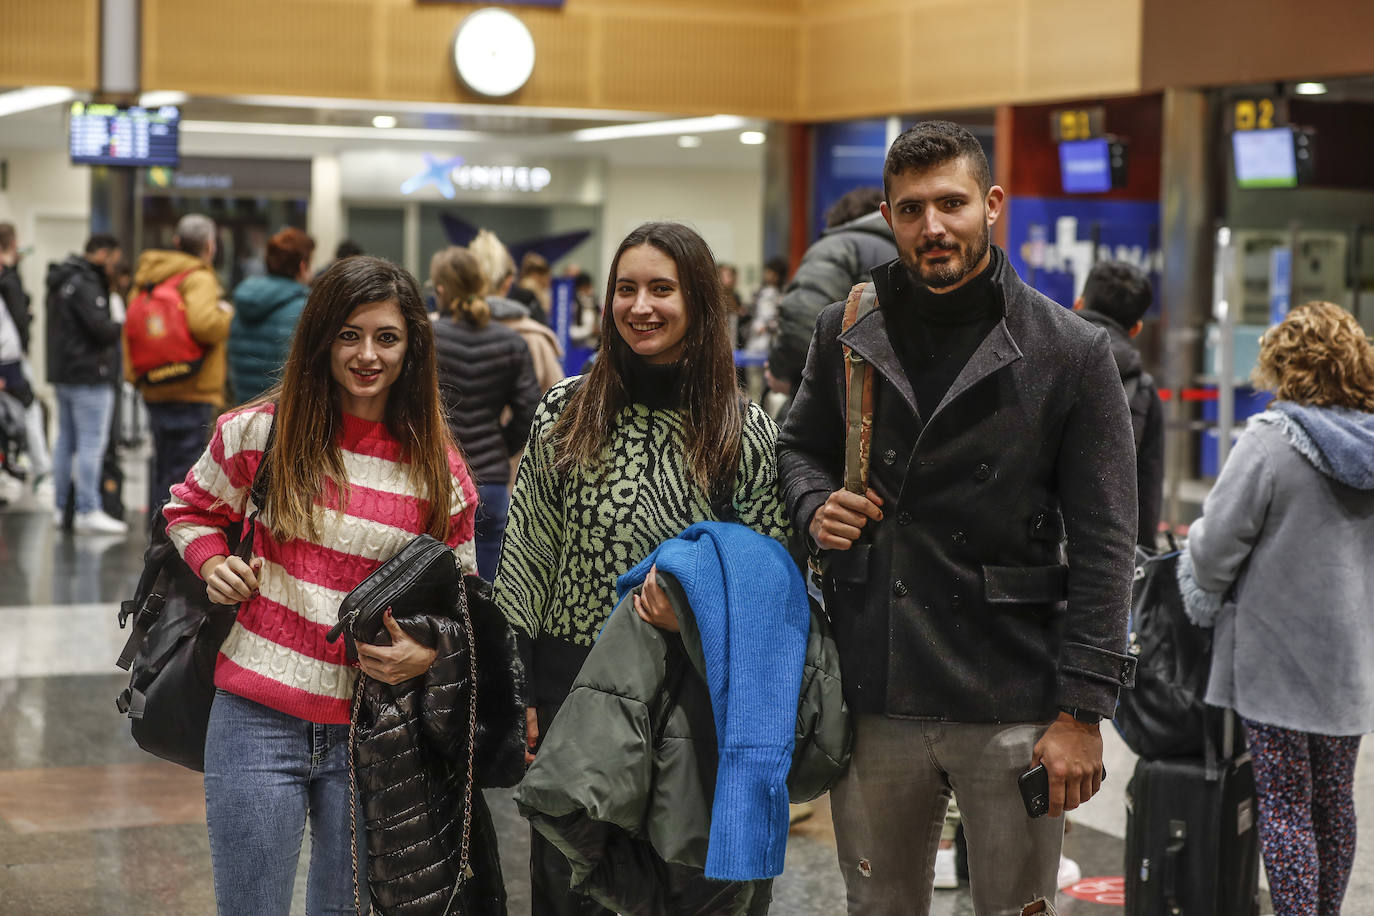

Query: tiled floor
[1,460,1363,915]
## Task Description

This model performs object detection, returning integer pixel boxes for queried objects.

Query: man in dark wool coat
[777,120,1138,916]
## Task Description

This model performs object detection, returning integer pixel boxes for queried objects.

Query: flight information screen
[1058,138,1112,194]
[1232,128,1298,189]
[69,103,181,168]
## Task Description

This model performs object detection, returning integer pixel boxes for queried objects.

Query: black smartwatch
[1059,706,1102,725]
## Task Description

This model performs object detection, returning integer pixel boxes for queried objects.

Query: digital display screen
[1058,139,1112,194]
[1233,128,1297,189]
[69,103,181,168]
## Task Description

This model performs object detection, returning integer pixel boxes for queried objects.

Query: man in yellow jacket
[125,213,233,519]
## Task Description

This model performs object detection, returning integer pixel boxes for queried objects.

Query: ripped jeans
[830,715,1063,916]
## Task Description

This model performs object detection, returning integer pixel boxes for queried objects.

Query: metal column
[1158,89,1220,527]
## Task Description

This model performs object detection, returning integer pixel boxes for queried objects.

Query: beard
[902,215,991,291]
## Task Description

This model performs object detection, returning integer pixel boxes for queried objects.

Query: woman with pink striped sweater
[163,256,479,914]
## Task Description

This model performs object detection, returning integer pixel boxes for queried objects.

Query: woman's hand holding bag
[356,609,438,685]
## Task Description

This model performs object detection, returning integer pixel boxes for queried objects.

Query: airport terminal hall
[5,1,1374,914]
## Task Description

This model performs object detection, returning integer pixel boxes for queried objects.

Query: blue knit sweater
[618,521,809,881]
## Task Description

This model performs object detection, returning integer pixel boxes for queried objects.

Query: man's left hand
[1031,712,1104,819]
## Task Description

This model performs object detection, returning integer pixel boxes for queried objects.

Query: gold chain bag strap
[347,576,481,915]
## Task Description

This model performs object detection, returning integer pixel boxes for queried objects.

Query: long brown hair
[550,221,742,494]
[1253,301,1374,412]
[430,246,491,327]
[260,256,456,542]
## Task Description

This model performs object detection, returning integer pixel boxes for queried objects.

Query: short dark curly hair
[883,121,991,200]
[1082,261,1153,329]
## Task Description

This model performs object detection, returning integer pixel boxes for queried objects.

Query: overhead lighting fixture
[181,120,491,143]
[677,135,702,149]
[739,130,767,146]
[139,90,189,108]
[372,115,398,129]
[221,92,672,123]
[0,86,78,119]
[1294,82,1328,95]
[570,115,750,143]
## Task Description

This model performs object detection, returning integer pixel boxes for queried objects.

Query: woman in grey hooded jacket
[1178,301,1374,916]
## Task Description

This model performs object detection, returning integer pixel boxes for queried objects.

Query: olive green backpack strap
[840,282,879,495]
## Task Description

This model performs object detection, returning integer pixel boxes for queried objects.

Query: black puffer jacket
[354,576,527,915]
[767,211,896,388]
[433,316,541,486]
[45,255,122,385]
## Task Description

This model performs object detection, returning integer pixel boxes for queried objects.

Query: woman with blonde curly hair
[1178,301,1374,916]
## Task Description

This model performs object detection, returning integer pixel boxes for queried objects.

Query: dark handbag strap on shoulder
[116,410,277,671]
[233,410,278,560]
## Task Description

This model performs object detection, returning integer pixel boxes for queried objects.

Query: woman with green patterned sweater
[493,221,791,915]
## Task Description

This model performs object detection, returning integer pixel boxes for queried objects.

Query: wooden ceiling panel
[902,1,1021,112]
[800,14,903,117]
[599,15,798,116]
[126,0,1155,120]
[0,0,98,89]
[144,0,375,97]
[1024,0,1141,100]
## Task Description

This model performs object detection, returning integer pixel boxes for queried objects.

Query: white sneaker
[74,509,129,535]
[933,846,959,889]
[53,508,67,529]
[1057,854,1082,889]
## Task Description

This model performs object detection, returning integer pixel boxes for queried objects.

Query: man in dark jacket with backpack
[777,121,1137,915]
[767,189,896,399]
[1073,260,1164,548]
[46,233,127,534]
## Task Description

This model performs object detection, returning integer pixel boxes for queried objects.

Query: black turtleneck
[623,355,684,409]
[884,244,1005,420]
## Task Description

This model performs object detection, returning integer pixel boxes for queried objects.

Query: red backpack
[125,269,205,386]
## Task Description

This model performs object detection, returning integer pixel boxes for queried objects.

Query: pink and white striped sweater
[164,404,478,724]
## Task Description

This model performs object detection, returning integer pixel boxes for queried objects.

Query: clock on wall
[452,8,536,98]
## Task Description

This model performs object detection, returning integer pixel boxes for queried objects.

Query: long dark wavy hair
[257,256,456,542]
[549,221,742,494]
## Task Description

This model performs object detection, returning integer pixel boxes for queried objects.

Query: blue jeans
[52,383,114,514]
[204,689,368,916]
[475,483,510,582]
[145,401,214,517]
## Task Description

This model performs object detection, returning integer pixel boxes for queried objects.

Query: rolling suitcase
[1124,713,1261,915]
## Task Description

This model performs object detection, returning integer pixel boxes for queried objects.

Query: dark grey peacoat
[777,251,1138,723]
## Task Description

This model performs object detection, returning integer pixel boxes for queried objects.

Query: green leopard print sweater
[494,376,791,663]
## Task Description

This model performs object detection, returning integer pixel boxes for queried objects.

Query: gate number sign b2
[1232,98,1288,132]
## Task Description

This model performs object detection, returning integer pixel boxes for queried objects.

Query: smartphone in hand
[1019,764,1050,818]
[1019,762,1106,818]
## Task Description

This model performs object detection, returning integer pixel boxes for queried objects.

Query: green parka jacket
[513,572,852,915]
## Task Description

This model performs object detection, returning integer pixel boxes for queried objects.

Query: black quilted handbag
[115,417,276,772]
[326,535,527,791]
[326,534,462,660]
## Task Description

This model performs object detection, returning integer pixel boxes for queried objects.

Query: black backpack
[1114,542,1223,759]
[115,416,275,771]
